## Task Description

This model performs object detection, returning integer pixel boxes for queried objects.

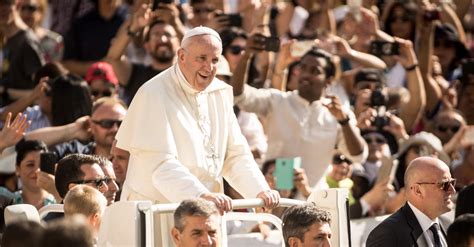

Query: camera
[216,13,242,28]
[263,36,280,52]
[369,41,400,56]
[370,87,390,130]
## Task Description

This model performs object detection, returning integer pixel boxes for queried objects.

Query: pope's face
[178,35,222,91]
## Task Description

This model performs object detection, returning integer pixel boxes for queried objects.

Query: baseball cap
[85,62,119,86]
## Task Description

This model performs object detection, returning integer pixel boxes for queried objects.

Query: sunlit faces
[0,2,14,26]
[90,103,127,148]
[297,55,330,102]
[110,143,129,184]
[224,37,246,73]
[297,222,332,247]
[434,39,456,70]
[389,6,414,40]
[364,133,388,162]
[172,215,220,247]
[191,2,215,27]
[100,162,119,205]
[18,0,42,28]
[178,35,222,91]
[432,111,465,144]
[145,23,179,64]
[76,163,109,194]
[16,150,42,192]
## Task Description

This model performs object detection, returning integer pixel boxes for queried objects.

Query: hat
[85,62,119,86]
[216,55,232,77]
[354,69,385,85]
[361,129,399,155]
[395,131,450,164]
[181,26,222,47]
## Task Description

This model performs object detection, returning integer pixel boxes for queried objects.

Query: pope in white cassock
[115,26,280,213]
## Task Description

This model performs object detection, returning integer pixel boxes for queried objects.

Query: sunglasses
[91,89,113,97]
[363,136,386,144]
[71,177,112,189]
[436,125,460,133]
[228,45,245,55]
[333,154,352,165]
[21,4,39,12]
[417,179,456,191]
[92,119,122,129]
[193,7,214,14]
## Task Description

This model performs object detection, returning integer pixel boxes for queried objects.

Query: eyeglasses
[436,125,460,133]
[71,177,112,189]
[21,4,39,12]
[92,119,122,129]
[417,179,456,191]
[363,136,387,144]
[91,89,113,97]
[193,7,214,14]
[229,45,245,55]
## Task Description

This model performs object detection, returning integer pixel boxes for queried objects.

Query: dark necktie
[429,223,442,247]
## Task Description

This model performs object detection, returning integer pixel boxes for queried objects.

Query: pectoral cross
[206,146,220,176]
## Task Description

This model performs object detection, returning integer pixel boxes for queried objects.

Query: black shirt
[124,63,163,105]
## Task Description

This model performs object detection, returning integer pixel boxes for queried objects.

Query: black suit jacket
[366,203,427,247]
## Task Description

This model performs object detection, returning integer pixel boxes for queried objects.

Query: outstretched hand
[0,112,30,152]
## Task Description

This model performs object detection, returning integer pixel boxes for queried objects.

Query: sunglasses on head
[436,125,460,133]
[333,154,352,165]
[417,179,456,192]
[92,119,122,129]
[229,45,245,55]
[71,177,112,189]
[363,136,386,144]
[193,7,214,14]
[21,4,39,12]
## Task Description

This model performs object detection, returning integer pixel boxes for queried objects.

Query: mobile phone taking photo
[40,152,58,175]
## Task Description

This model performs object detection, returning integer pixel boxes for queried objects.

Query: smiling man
[367,157,455,247]
[116,26,279,214]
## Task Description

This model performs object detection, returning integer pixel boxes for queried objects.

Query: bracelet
[127,26,140,38]
[338,116,350,126]
[404,63,418,71]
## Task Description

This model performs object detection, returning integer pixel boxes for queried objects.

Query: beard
[150,45,175,63]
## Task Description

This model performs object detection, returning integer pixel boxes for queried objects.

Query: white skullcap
[181,26,222,46]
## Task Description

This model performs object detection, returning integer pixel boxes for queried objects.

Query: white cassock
[115,63,270,203]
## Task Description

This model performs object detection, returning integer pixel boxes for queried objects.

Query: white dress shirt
[408,202,448,247]
[235,85,367,187]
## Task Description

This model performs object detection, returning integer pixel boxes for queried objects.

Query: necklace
[175,66,220,176]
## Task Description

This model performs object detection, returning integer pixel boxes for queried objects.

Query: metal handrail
[139,198,305,214]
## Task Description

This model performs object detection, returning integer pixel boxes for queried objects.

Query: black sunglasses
[71,177,112,189]
[91,89,113,97]
[229,45,245,55]
[363,136,386,144]
[436,125,460,133]
[193,7,214,14]
[92,119,122,129]
[417,179,456,192]
[21,4,39,12]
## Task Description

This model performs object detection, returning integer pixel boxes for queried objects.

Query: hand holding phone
[376,155,398,185]
[40,152,58,175]
[369,41,400,56]
[273,157,302,190]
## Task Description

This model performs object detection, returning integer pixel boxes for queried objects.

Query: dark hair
[301,48,336,77]
[33,62,67,85]
[15,139,48,166]
[55,154,101,198]
[2,220,44,247]
[173,198,218,232]
[261,159,276,176]
[447,214,474,247]
[282,203,331,246]
[144,20,169,42]
[455,184,474,218]
[219,27,248,55]
[50,74,92,126]
[40,217,94,247]
[383,1,417,42]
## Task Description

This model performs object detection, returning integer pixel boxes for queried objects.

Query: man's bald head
[404,157,449,189]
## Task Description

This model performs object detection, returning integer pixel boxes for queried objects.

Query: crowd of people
[1,0,474,246]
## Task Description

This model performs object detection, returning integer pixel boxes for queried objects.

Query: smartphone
[273,157,302,190]
[376,155,398,184]
[461,59,474,84]
[264,36,280,52]
[369,41,400,56]
[216,13,242,27]
[291,40,314,57]
[152,0,173,10]
[423,9,440,21]
[40,152,58,175]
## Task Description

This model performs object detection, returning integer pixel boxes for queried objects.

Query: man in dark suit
[367,157,455,247]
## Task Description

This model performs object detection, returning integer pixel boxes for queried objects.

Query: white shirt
[115,64,270,203]
[235,85,367,187]
[408,202,447,247]
[237,111,267,155]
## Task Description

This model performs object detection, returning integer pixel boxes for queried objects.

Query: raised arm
[0,113,30,153]
[25,116,91,146]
